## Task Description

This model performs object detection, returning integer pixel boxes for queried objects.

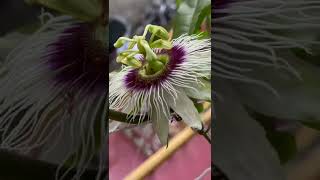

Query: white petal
[109,121,123,133]
[184,78,211,101]
[151,107,169,146]
[166,89,202,130]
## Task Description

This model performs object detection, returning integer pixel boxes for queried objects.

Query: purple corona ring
[124,46,185,91]
[46,23,107,92]
[109,35,211,145]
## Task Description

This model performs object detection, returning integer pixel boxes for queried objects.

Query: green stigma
[114,24,172,75]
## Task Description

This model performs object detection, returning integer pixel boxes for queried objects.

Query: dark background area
[0,1,40,36]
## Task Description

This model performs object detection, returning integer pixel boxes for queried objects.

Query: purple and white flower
[109,34,211,144]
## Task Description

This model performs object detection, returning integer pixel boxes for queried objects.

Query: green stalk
[109,109,150,124]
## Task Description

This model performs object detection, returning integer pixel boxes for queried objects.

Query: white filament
[213,0,320,91]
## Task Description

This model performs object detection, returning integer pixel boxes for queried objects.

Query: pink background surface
[109,132,211,180]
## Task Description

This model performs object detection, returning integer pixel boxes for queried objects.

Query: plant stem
[109,109,150,124]
[109,109,212,144]
[199,131,211,144]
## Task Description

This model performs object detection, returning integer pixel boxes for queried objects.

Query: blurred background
[1,0,320,180]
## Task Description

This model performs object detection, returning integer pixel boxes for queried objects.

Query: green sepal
[116,55,142,69]
[139,39,157,61]
[114,37,134,48]
[144,25,170,40]
[128,41,137,49]
[150,39,172,49]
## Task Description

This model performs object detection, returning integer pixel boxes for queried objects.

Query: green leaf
[195,31,210,39]
[302,121,320,131]
[172,0,210,38]
[247,110,298,164]
[25,0,101,22]
[233,51,320,123]
[193,4,211,34]
[213,83,285,180]
[176,0,183,8]
[266,132,297,164]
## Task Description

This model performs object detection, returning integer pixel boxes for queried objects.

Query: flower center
[114,24,172,75]
[138,54,169,79]
[47,23,107,93]
[124,45,186,91]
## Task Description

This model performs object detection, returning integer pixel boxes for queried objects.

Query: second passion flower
[109,25,211,145]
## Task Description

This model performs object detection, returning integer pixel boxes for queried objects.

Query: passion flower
[109,25,211,145]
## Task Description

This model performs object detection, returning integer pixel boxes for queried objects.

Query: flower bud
[148,25,170,40]
[150,39,172,49]
[116,55,142,69]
